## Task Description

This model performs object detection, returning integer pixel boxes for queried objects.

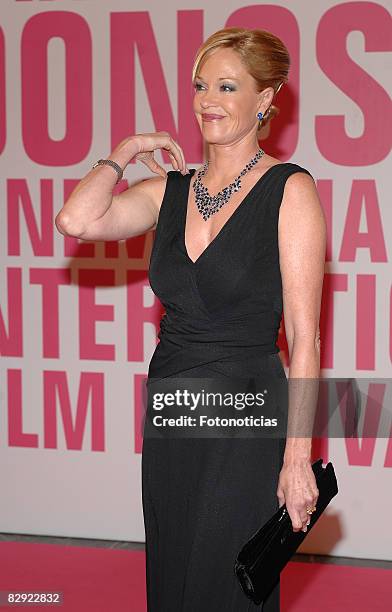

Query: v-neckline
[182,163,286,265]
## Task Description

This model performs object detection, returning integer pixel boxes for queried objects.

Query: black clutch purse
[234,458,338,605]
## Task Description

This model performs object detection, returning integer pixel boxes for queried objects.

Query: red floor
[0,541,390,611]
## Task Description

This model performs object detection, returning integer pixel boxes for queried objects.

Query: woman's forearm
[283,339,321,464]
[55,136,139,237]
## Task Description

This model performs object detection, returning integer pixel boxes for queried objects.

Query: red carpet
[282,561,391,611]
[0,542,390,611]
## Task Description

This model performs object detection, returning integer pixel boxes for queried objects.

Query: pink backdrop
[0,0,391,559]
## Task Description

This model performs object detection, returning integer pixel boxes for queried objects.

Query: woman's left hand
[276,459,319,532]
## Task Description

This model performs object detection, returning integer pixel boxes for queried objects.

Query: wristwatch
[92,159,123,184]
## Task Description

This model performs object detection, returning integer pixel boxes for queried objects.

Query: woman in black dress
[56,27,325,612]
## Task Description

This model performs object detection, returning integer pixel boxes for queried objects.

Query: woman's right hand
[132,131,189,178]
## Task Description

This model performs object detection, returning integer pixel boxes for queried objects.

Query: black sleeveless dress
[142,163,313,611]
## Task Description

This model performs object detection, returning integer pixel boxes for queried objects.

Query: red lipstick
[202,114,225,121]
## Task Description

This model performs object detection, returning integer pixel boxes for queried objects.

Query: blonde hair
[192,27,290,129]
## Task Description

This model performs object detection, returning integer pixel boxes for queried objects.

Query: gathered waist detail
[159,309,279,350]
[148,309,280,379]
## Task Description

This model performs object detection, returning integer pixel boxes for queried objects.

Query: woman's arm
[55,133,187,241]
[276,170,327,531]
[55,136,144,239]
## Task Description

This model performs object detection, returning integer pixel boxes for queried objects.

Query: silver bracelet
[92,159,123,184]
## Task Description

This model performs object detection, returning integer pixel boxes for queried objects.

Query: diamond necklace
[192,148,265,221]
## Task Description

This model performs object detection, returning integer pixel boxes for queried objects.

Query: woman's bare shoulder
[254,153,287,177]
[132,174,169,217]
[279,165,321,223]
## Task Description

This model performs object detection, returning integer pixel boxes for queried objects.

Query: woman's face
[192,47,273,145]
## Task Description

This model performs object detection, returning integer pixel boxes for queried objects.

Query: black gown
[141,163,313,611]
